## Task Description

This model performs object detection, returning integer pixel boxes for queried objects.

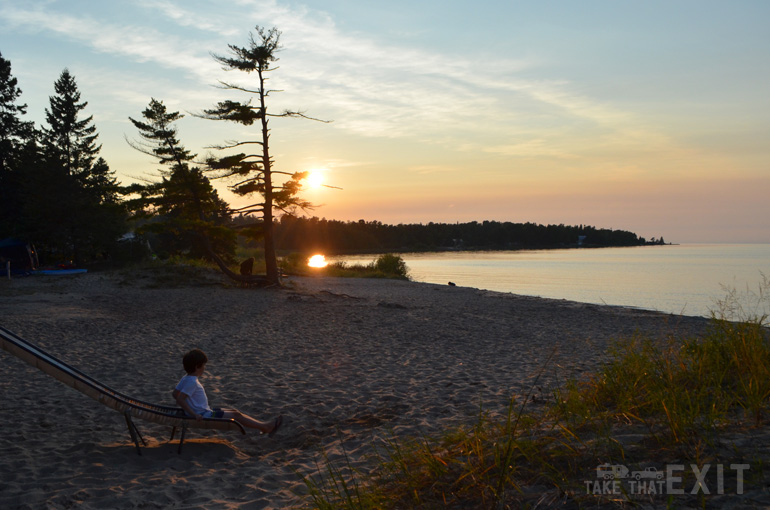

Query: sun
[306,170,324,189]
[307,254,328,268]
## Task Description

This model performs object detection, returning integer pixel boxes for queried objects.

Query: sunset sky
[1,0,768,243]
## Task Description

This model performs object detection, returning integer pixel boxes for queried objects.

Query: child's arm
[174,391,202,421]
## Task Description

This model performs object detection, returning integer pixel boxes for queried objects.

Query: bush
[374,253,409,279]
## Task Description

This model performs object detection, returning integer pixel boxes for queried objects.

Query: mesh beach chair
[0,326,245,455]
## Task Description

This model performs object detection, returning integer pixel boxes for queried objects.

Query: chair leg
[177,422,187,454]
[170,426,176,441]
[124,411,145,456]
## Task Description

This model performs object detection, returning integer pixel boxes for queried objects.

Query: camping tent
[0,238,39,273]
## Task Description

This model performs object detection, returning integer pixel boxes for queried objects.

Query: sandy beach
[0,269,714,509]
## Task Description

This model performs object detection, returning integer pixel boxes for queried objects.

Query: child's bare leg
[220,409,277,434]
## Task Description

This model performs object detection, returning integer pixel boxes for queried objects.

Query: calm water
[333,244,770,318]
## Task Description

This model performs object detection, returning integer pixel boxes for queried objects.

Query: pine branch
[198,100,263,125]
[230,176,264,189]
[230,202,265,213]
[124,135,159,159]
[266,110,331,123]
[215,80,262,95]
[206,140,264,150]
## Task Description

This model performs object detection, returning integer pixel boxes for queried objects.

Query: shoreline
[0,271,714,508]
[332,244,770,319]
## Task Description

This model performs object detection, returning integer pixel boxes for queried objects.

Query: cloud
[484,139,577,159]
[1,0,643,145]
[134,0,242,37]
[0,2,219,82]
[407,165,455,175]
[212,2,675,164]
[0,0,687,173]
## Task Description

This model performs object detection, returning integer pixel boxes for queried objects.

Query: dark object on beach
[240,257,255,276]
[0,238,38,273]
[448,281,456,286]
[378,301,408,309]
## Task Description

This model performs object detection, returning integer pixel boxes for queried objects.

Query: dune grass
[113,256,226,288]
[116,251,412,286]
[299,278,770,508]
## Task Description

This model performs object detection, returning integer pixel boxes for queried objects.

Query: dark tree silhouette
[202,26,324,285]
[41,69,100,176]
[0,52,34,237]
[270,216,646,254]
[28,69,124,264]
[126,98,235,262]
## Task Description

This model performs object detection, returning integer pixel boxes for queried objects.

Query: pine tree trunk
[259,68,280,285]
[264,213,279,284]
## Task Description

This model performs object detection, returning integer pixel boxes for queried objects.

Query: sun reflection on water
[308,254,328,268]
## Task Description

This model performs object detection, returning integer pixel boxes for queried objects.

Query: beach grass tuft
[113,257,226,288]
[300,281,770,508]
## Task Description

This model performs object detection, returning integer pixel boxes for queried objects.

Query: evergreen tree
[41,69,100,176]
[126,98,234,260]
[0,52,34,237]
[29,69,124,264]
[202,26,323,284]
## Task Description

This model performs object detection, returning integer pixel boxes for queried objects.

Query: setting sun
[307,254,328,268]
[306,170,324,189]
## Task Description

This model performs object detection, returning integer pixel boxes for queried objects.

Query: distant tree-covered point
[266,216,652,254]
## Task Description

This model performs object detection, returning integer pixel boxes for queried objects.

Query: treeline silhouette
[266,216,649,254]
[2,51,660,268]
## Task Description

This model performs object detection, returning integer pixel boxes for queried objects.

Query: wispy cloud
[408,165,456,175]
[485,139,577,159]
[208,1,676,162]
[134,0,242,37]
[0,0,680,166]
[0,2,219,82]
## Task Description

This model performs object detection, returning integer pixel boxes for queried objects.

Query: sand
[0,270,712,509]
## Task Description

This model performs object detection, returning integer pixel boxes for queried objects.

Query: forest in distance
[262,215,666,255]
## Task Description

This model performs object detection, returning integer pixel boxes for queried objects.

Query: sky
[1,0,768,243]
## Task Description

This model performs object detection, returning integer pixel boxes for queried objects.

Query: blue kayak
[34,269,88,275]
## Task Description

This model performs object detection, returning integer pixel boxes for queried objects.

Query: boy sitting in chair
[172,349,282,436]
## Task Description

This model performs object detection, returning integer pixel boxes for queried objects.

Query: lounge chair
[0,326,245,455]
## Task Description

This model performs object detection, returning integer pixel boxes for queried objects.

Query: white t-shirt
[175,375,212,415]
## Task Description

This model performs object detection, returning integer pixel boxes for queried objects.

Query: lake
[332,244,770,318]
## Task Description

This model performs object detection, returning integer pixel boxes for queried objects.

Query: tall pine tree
[0,51,34,237]
[202,26,323,285]
[126,98,234,261]
[41,69,100,176]
[29,69,124,264]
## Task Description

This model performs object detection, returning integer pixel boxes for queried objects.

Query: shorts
[201,408,225,419]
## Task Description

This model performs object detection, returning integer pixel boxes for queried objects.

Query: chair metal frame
[0,326,245,455]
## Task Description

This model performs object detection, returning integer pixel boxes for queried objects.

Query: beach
[0,269,715,508]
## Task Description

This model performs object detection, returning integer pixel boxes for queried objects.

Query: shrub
[374,253,409,279]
